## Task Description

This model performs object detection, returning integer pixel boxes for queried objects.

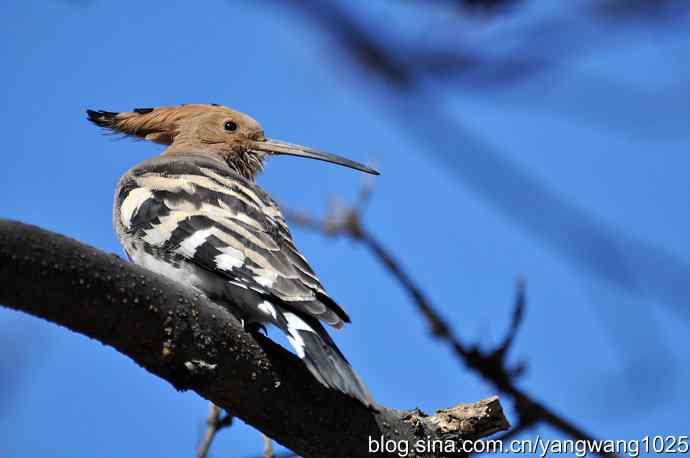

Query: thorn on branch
[489,277,527,372]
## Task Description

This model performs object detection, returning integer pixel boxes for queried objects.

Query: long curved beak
[252,139,380,175]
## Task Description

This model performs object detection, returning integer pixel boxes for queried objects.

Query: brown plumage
[87,104,378,180]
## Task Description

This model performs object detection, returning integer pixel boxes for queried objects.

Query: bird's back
[113,153,349,328]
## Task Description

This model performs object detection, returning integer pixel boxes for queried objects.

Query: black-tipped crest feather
[86,109,119,128]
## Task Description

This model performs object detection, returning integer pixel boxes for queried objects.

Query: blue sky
[1,1,689,456]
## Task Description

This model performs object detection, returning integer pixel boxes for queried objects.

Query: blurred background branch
[277,0,690,319]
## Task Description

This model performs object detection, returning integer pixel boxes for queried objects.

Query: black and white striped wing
[116,156,349,328]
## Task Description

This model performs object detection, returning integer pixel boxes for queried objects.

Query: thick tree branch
[0,219,508,457]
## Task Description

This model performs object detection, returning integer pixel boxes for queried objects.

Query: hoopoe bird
[87,104,378,406]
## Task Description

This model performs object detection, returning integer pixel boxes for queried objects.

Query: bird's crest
[86,104,235,145]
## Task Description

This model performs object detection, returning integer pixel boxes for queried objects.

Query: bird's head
[87,104,379,180]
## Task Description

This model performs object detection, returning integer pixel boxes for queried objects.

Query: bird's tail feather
[279,309,374,407]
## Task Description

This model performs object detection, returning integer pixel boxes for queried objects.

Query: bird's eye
[224,121,238,132]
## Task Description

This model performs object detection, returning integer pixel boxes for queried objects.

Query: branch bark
[0,219,509,457]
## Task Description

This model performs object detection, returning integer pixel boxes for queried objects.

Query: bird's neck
[163,143,264,181]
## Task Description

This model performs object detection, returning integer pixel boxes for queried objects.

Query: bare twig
[285,200,614,457]
[197,402,233,458]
